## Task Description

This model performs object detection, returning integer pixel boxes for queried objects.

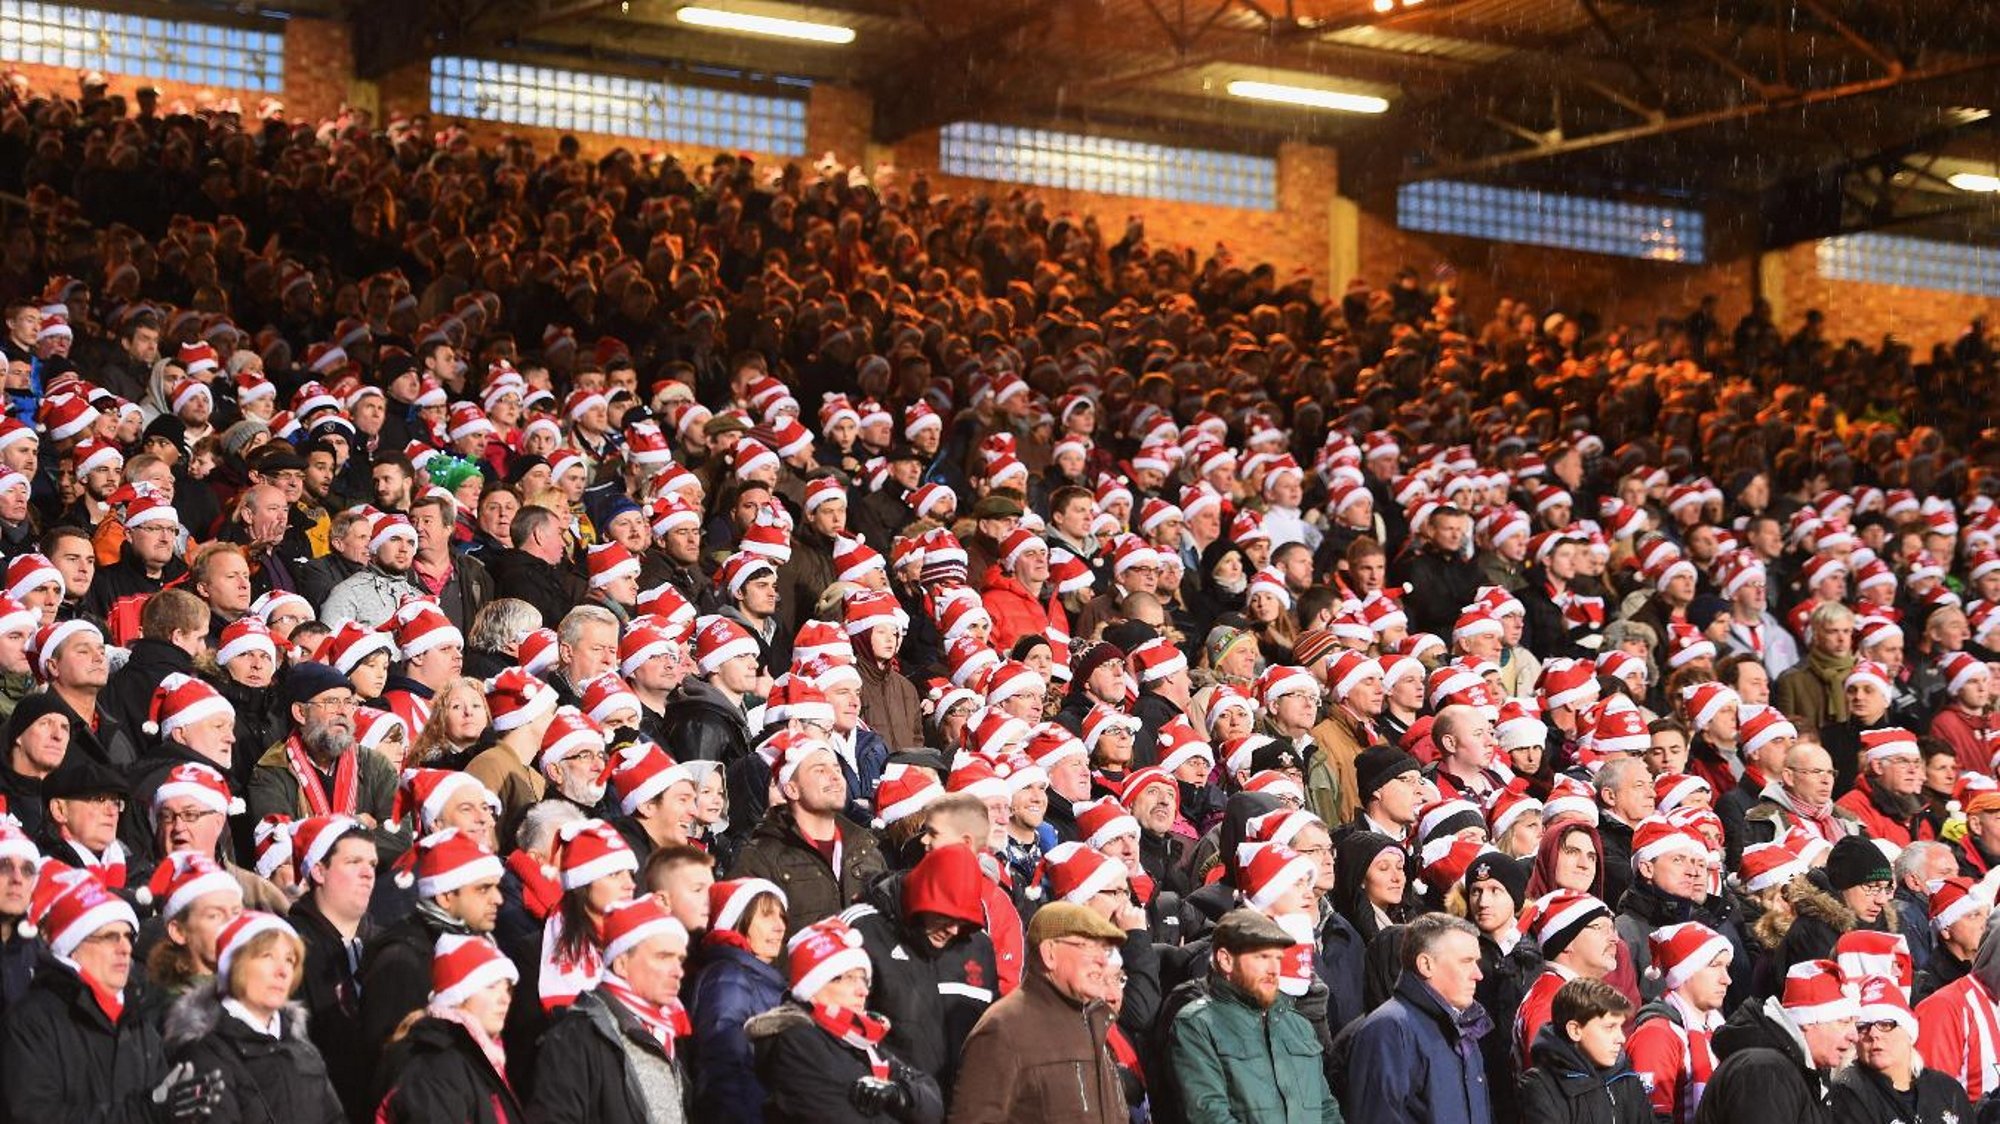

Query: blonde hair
[223,926,305,1001]
[411,676,492,764]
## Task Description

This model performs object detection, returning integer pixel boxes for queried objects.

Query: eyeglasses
[156,808,219,827]
[76,928,134,948]
[1050,937,1114,962]
[1856,881,1895,899]
[306,696,360,712]
[68,794,125,811]
[1859,1019,1903,1035]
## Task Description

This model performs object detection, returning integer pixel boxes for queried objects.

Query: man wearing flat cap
[1167,909,1342,1124]
[948,901,1127,1121]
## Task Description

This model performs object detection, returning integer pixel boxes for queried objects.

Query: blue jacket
[687,940,789,1123]
[840,727,890,825]
[1344,971,1494,1124]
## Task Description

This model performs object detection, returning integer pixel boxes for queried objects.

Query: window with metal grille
[0,1,283,92]
[938,121,1276,211]
[429,56,808,155]
[1397,179,1705,263]
[1817,233,2000,296]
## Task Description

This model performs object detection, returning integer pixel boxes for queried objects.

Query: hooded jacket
[843,850,999,1098]
[1826,1059,1972,1124]
[1696,996,1833,1124]
[1517,1021,1652,1124]
[1780,872,1897,975]
[686,938,788,1123]
[161,988,345,1124]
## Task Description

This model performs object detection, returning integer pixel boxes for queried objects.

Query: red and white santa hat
[693,614,759,674]
[1235,841,1316,912]
[71,438,121,477]
[1835,929,1912,993]
[1129,638,1188,684]
[1521,889,1611,957]
[1075,796,1141,850]
[485,667,558,732]
[1846,659,1894,699]
[539,707,608,768]
[585,543,641,590]
[1737,705,1798,757]
[431,933,519,1008]
[833,537,886,585]
[145,673,236,742]
[1244,808,1321,850]
[0,816,37,870]
[1860,727,1920,764]
[1782,959,1858,1025]
[136,851,242,919]
[213,910,295,981]
[872,762,945,828]
[316,620,398,674]
[841,589,906,637]
[1853,973,1917,1038]
[553,818,639,890]
[618,620,678,678]
[710,878,787,933]
[579,672,643,726]
[1539,658,1600,712]
[289,815,363,884]
[1680,682,1739,732]
[985,660,1045,709]
[151,760,245,819]
[367,514,418,555]
[1495,700,1548,752]
[217,617,278,665]
[1736,840,1816,892]
[518,629,560,677]
[1930,876,1990,933]
[1941,651,1992,698]
[1648,921,1732,991]
[447,403,495,443]
[394,828,504,896]
[252,815,293,880]
[1653,773,1711,814]
[602,896,688,966]
[1543,775,1601,826]
[1039,841,1125,904]
[20,863,133,954]
[0,593,34,637]
[389,602,463,661]
[394,768,495,832]
[786,915,870,1003]
[1485,783,1543,839]
[37,393,97,441]
[1256,664,1319,709]
[1630,816,1708,869]
[604,741,694,815]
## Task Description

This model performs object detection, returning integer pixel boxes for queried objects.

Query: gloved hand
[151,1062,225,1123]
[1944,812,1969,843]
[850,1074,914,1118]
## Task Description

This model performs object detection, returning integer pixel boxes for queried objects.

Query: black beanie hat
[1463,852,1531,910]
[1355,744,1422,805]
[1824,835,1892,891]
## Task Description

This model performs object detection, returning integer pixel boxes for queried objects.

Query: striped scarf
[598,971,689,1057]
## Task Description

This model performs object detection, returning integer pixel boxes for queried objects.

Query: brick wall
[282,18,353,123]
[1769,242,1987,349]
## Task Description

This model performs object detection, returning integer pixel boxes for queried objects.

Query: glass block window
[0,1,283,92]
[938,121,1275,210]
[1397,179,1705,263]
[1817,233,2000,296]
[430,56,807,154]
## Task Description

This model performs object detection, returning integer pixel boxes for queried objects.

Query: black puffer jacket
[486,547,588,629]
[1827,1060,1973,1124]
[1517,1022,1652,1124]
[161,989,345,1124]
[745,1002,946,1124]
[0,961,169,1123]
[377,1015,525,1124]
[529,986,689,1124]
[1695,996,1835,1124]
[357,906,471,1061]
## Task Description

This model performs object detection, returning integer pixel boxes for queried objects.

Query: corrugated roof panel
[1319,24,1512,63]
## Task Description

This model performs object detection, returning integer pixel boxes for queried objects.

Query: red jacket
[1834,773,1935,848]
[978,565,1071,655]
[1930,702,1999,776]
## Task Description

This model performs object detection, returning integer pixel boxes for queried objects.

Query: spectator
[529,897,692,1122]
[1913,876,1986,1002]
[486,506,588,628]
[285,815,381,1122]
[357,828,505,1060]
[736,732,885,935]
[1745,741,1863,846]
[319,514,424,629]
[1627,922,1733,1124]
[1516,978,1650,1124]
[1698,960,1858,1124]
[1772,603,1856,734]
[1345,912,1493,1124]
[376,934,526,1123]
[248,664,397,831]
[686,878,789,1121]
[410,494,494,631]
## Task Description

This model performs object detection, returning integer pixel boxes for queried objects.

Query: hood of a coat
[1711,995,1812,1070]
[902,842,985,928]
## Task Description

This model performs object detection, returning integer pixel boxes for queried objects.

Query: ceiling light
[1227,79,1389,114]
[675,6,856,44]
[1949,172,2000,192]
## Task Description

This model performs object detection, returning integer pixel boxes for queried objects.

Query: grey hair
[467,598,542,653]
[1401,911,1480,972]
[517,800,586,856]
[1894,840,1951,888]
[559,604,619,647]
[1594,756,1648,801]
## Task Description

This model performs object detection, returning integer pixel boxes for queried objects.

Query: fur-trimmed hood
[1787,872,1899,935]
[161,984,312,1049]
[743,1001,813,1042]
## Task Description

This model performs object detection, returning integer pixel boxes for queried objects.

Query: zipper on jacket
[1075,1060,1089,1112]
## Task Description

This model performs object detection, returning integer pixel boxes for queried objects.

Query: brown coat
[732,807,887,936]
[465,743,547,852]
[1307,707,1371,827]
[857,654,924,754]
[947,965,1126,1124]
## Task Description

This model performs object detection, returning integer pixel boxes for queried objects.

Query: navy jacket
[1343,970,1494,1124]
[686,940,789,1123]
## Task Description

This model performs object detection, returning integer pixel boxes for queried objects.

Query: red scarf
[1108,1025,1144,1088]
[62,835,126,889]
[811,1003,892,1078]
[503,851,562,921]
[285,733,359,817]
[1554,585,1606,629]
[598,971,690,1056]
[71,963,123,1023]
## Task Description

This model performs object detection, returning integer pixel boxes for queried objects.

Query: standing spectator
[318,514,424,629]
[1697,960,1858,1124]
[377,934,526,1123]
[486,506,589,628]
[530,897,693,1123]
[286,815,381,1123]
[1772,603,1856,734]
[949,901,1127,1123]
[1627,922,1733,1124]
[409,495,494,631]
[1344,912,1493,1124]
[1913,921,2000,1100]
[248,665,397,832]
[1516,978,1650,1124]
[1517,890,1621,1064]
[358,828,505,1059]
[735,732,885,935]
[1167,908,1341,1124]
[687,879,789,1122]
[1830,975,1972,1124]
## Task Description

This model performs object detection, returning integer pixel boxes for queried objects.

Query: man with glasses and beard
[247,664,399,850]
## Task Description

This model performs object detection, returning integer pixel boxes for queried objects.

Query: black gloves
[850,1074,915,1119]
[151,1062,225,1122]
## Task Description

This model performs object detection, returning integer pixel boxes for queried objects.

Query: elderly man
[1834,727,1933,846]
[296,509,372,608]
[1594,757,1655,906]
[248,664,397,840]
[1346,912,1493,1124]
[949,901,1127,1123]
[1168,908,1341,1124]
[1745,740,1863,845]
[531,897,693,1122]
[2,865,223,1121]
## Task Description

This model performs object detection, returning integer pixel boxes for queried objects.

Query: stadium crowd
[3,66,2000,1124]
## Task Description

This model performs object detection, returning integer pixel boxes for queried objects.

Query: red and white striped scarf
[62,836,127,889]
[537,913,602,1014]
[598,971,690,1056]
[284,732,359,817]
[811,1004,892,1078]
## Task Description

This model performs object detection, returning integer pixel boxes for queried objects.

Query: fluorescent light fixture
[676,6,856,43]
[1226,79,1389,115]
[1949,172,2000,192]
